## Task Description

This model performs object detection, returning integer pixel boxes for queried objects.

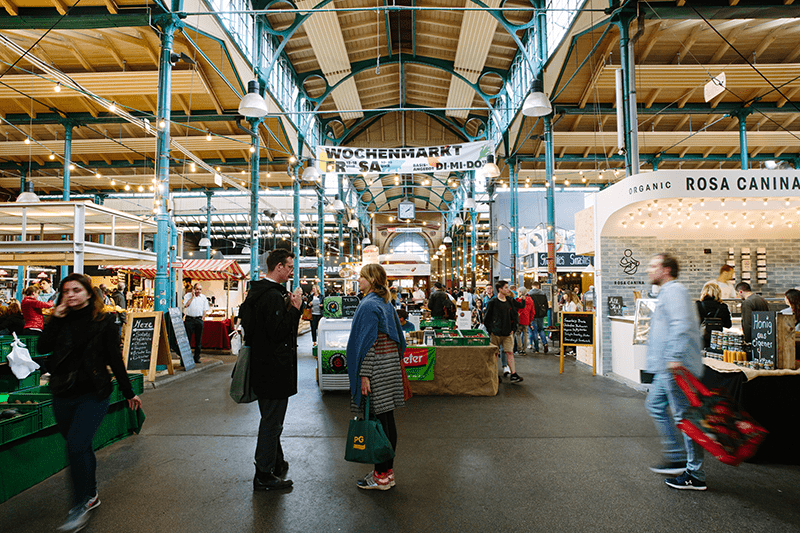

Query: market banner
[315,141,492,175]
[403,347,435,381]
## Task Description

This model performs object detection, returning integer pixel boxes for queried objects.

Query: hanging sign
[315,141,492,175]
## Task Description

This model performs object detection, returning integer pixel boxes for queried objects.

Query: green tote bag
[344,396,395,464]
[229,345,257,403]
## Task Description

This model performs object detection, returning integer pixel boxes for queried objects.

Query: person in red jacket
[21,285,53,335]
[515,288,535,354]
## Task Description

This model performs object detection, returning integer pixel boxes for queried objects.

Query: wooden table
[407,344,499,396]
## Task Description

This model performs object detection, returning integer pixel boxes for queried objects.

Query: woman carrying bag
[346,264,408,491]
[696,282,732,349]
[39,274,142,533]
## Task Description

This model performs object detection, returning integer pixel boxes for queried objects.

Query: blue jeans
[53,392,110,507]
[645,372,705,480]
[255,397,288,473]
[530,318,547,350]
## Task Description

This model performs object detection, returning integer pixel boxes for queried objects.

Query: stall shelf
[0,201,166,271]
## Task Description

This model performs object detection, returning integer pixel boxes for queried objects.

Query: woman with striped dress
[346,264,407,491]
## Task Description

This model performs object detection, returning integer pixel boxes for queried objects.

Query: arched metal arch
[256,0,539,89]
[357,171,468,212]
[321,107,489,146]
[299,54,506,142]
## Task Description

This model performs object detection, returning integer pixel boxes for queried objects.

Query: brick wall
[599,237,800,374]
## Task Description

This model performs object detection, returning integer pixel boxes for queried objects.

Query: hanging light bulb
[124,184,131,191]
[206,131,212,141]
[54,82,61,92]
[49,153,55,160]
[24,137,30,144]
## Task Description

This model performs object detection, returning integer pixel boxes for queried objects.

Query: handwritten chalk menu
[167,308,195,371]
[562,312,594,346]
[342,296,360,317]
[607,296,624,317]
[559,312,597,376]
[126,315,156,370]
[123,312,174,381]
[751,311,776,364]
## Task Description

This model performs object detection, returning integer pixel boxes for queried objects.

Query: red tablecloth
[188,319,232,351]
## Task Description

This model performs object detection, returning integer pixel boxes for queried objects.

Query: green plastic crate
[0,400,54,430]
[459,329,491,346]
[420,318,456,329]
[0,409,39,446]
[109,373,145,404]
[0,370,41,393]
[433,330,462,346]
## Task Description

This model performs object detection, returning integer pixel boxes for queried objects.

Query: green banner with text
[403,347,435,381]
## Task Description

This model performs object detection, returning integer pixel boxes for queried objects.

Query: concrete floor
[3,333,800,533]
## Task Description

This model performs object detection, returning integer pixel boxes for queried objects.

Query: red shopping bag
[672,366,768,466]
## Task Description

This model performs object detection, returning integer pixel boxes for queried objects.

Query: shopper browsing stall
[21,285,53,336]
[696,282,732,348]
[736,282,769,344]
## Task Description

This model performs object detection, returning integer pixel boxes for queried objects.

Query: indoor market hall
[2,330,799,533]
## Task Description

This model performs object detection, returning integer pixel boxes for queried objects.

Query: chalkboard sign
[607,296,624,317]
[342,296,360,317]
[751,310,776,363]
[167,307,195,371]
[562,312,594,346]
[126,315,156,370]
[123,312,174,382]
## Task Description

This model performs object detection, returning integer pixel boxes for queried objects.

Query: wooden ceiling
[0,0,798,211]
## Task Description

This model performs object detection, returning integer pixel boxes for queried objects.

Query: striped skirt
[351,331,405,416]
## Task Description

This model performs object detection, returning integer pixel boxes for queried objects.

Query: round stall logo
[325,299,340,315]
[619,249,640,275]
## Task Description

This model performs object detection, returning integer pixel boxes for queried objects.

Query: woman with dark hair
[346,263,407,491]
[21,284,53,336]
[39,273,142,533]
[0,300,25,335]
[783,288,800,332]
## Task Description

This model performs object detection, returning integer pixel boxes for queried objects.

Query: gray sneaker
[57,505,89,533]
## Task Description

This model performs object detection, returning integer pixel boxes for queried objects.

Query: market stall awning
[103,259,246,280]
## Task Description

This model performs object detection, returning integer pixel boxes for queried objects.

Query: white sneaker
[503,365,511,377]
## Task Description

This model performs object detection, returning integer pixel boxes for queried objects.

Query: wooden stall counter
[406,344,499,396]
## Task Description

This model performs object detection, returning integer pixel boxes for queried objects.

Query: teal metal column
[544,116,557,310]
[317,186,324,296]
[337,174,344,261]
[509,158,519,286]
[169,217,178,306]
[204,191,212,259]
[738,112,749,170]
[617,15,633,176]
[60,122,73,280]
[249,118,262,281]
[293,165,301,284]
[153,18,178,313]
[470,171,477,289]
[16,168,26,301]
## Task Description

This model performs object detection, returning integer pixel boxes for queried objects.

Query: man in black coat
[428,281,454,318]
[239,248,302,491]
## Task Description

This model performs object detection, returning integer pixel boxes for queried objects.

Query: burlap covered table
[408,344,499,396]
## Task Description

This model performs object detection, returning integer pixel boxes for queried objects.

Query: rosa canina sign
[403,347,435,381]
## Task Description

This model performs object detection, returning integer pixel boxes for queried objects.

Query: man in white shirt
[710,265,736,300]
[412,287,425,305]
[184,283,211,363]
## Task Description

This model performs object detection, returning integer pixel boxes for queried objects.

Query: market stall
[578,169,800,382]
[316,317,498,396]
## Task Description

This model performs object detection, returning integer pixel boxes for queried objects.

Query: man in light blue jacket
[645,253,706,491]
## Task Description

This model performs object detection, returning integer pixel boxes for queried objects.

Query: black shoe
[509,373,524,383]
[665,471,707,491]
[273,459,289,477]
[649,461,686,475]
[254,470,293,491]
[194,357,201,364]
[543,344,549,354]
